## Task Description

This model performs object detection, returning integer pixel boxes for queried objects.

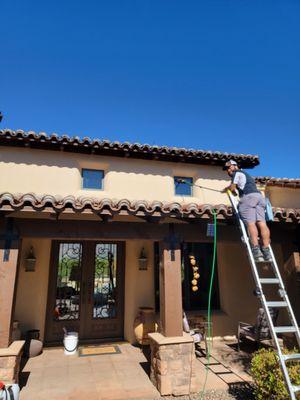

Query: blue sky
[1,1,299,177]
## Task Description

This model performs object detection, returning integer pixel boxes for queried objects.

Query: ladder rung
[282,353,300,362]
[266,301,287,308]
[274,326,297,333]
[259,278,280,284]
[292,385,300,393]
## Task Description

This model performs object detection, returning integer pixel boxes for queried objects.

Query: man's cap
[223,159,238,170]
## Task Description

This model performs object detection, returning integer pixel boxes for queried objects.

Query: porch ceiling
[0,192,299,223]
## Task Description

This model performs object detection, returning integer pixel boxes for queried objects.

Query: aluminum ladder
[228,191,300,400]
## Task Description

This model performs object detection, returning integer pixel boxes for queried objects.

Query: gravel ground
[160,383,256,400]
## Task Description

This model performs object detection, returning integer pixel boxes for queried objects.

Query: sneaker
[261,247,272,262]
[251,246,264,263]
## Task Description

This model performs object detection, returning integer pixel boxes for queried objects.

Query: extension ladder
[228,191,300,400]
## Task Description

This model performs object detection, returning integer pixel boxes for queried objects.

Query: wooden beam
[159,237,183,337]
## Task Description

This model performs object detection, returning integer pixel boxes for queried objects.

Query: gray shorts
[238,192,266,224]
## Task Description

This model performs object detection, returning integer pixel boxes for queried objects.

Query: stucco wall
[123,240,155,343]
[267,186,300,209]
[0,147,230,205]
[14,238,51,341]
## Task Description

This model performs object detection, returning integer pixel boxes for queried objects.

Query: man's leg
[247,222,259,247]
[257,221,270,248]
[247,222,264,262]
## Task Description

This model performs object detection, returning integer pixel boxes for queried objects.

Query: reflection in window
[54,243,82,321]
[82,169,104,190]
[93,243,117,319]
[174,176,193,196]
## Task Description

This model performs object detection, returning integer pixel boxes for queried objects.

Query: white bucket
[63,331,78,355]
[0,383,20,400]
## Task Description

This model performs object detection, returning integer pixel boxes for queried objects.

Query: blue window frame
[174,176,193,196]
[82,169,104,190]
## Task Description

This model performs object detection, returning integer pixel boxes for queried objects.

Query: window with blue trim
[174,176,193,196]
[82,169,104,190]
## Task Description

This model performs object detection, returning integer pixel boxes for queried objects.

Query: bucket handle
[64,344,78,353]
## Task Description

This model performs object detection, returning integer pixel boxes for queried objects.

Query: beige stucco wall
[267,186,300,209]
[14,238,51,341]
[0,147,230,205]
[123,240,155,343]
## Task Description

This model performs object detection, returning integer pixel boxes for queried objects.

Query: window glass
[82,169,104,190]
[174,176,193,196]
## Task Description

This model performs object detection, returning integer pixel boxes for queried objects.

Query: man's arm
[222,183,237,193]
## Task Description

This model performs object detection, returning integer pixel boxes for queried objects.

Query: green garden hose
[200,209,217,399]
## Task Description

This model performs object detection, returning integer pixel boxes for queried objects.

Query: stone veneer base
[148,332,202,396]
[0,340,25,384]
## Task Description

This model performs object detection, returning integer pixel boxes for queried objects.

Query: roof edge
[0,129,260,168]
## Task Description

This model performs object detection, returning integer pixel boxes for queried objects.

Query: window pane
[54,243,82,320]
[82,169,104,189]
[174,176,193,196]
[93,243,117,319]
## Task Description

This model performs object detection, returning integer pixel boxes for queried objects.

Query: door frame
[44,239,125,345]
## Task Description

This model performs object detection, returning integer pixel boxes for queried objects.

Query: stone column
[149,332,202,396]
[150,232,202,396]
[0,236,20,348]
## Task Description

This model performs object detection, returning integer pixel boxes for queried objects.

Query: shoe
[251,246,264,263]
[261,247,272,262]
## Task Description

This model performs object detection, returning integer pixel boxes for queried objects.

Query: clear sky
[1,1,299,177]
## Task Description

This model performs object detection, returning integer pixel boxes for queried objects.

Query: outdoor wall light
[24,246,36,272]
[138,248,148,270]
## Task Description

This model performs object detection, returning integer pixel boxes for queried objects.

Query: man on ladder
[223,159,272,263]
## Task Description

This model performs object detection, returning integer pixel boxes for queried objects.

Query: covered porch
[0,193,299,397]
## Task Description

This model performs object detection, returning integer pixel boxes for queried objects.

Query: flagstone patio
[18,340,255,400]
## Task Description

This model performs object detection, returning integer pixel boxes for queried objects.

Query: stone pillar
[0,238,20,348]
[0,341,25,384]
[149,332,201,396]
[159,237,182,337]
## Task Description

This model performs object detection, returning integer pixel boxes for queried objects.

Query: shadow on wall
[0,146,229,180]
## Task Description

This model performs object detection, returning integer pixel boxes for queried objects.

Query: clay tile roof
[256,177,300,188]
[0,192,299,223]
[0,129,259,168]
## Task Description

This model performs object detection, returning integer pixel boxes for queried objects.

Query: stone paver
[19,339,255,400]
[19,343,160,400]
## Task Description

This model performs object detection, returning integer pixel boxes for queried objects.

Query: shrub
[251,348,300,400]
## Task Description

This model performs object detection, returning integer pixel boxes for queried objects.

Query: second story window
[82,169,104,190]
[174,176,193,196]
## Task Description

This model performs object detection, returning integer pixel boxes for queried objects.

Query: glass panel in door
[93,243,117,319]
[55,243,82,320]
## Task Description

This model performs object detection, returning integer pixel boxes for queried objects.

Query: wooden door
[45,241,125,344]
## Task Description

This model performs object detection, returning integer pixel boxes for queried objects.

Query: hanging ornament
[189,254,200,292]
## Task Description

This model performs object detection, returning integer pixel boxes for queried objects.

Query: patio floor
[19,340,255,400]
[19,342,161,400]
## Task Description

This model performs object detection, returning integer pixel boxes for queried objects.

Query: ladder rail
[227,191,300,400]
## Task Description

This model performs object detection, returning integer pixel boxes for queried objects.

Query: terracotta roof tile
[256,177,300,188]
[0,129,259,168]
[0,192,299,223]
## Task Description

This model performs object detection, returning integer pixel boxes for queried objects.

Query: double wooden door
[45,241,125,344]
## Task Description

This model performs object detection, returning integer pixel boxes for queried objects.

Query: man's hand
[222,183,238,195]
